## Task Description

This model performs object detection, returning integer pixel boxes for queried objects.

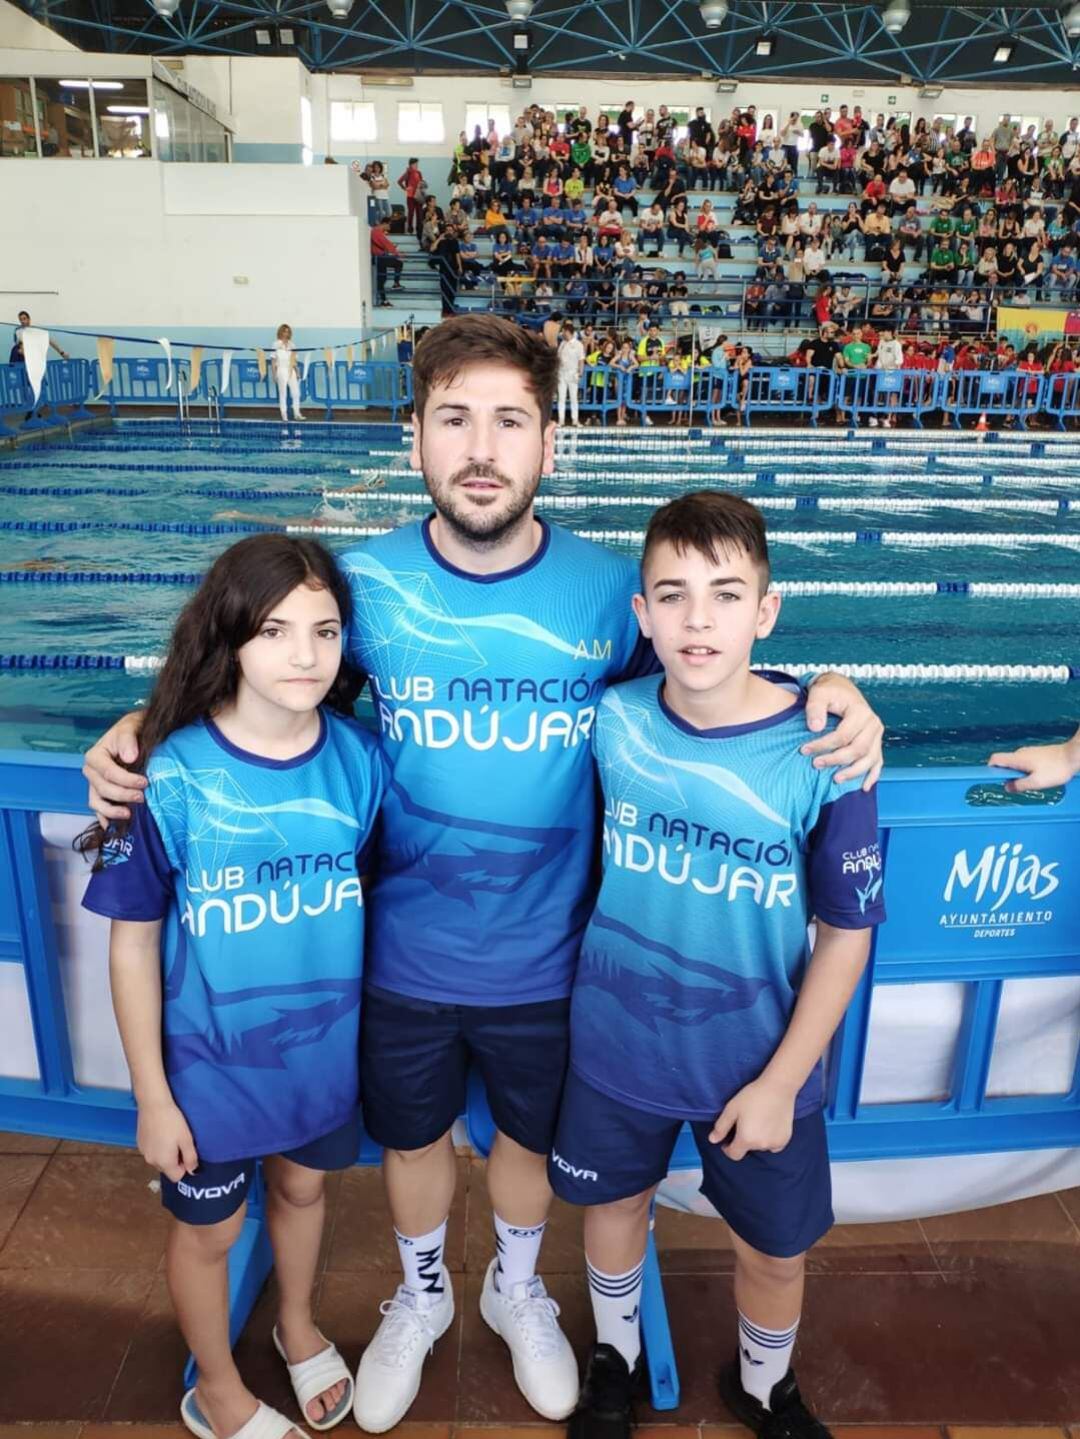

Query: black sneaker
[718,1354,833,1437]
[567,1342,642,1439]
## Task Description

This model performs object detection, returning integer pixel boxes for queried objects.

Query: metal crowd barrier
[4,359,1080,431]
[950,370,1047,429]
[839,368,946,428]
[1,754,1077,1403]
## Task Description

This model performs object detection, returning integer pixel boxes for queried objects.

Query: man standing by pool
[82,314,884,1432]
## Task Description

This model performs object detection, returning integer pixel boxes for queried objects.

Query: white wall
[3,162,371,348]
[0,0,77,51]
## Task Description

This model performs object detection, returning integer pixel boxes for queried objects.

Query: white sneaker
[352,1271,454,1433]
[479,1259,579,1421]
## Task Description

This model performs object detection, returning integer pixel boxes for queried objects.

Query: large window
[397,102,444,143]
[330,100,377,142]
[94,77,151,158]
[464,103,511,141]
[1000,113,1041,141]
[34,78,96,157]
[0,78,37,156]
[151,78,229,162]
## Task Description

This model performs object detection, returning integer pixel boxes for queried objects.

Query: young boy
[551,491,886,1439]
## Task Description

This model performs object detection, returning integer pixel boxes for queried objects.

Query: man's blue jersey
[83,711,386,1163]
[341,517,654,1006]
[570,676,886,1122]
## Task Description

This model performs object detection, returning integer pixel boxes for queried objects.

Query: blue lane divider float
[5,572,1080,601]
[325,490,1074,516]
[0,485,329,500]
[3,655,1075,682]
[7,518,1080,549]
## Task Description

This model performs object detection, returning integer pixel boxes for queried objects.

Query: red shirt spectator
[371,227,401,257]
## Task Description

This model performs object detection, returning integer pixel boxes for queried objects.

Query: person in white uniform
[556,320,585,427]
[274,323,304,422]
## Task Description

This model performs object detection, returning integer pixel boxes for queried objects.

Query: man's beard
[423,459,543,550]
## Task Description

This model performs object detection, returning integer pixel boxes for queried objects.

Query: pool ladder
[176,366,191,434]
[207,385,222,434]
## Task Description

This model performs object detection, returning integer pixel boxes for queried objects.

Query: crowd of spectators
[365,101,1080,336]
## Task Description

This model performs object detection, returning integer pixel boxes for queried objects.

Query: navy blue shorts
[360,986,571,1155]
[549,1071,833,1259]
[160,1114,361,1227]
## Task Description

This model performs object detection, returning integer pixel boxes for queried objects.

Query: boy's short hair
[641,491,771,594]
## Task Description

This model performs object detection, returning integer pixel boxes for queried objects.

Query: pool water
[1,419,1077,766]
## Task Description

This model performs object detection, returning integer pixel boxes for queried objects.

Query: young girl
[80,535,386,1439]
[273,324,303,424]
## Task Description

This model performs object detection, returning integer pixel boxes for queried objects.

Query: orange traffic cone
[975,411,989,437]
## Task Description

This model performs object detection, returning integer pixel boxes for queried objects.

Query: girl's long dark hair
[77,534,362,862]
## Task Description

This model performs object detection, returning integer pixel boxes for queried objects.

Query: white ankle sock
[586,1256,643,1370]
[738,1310,798,1409]
[394,1221,447,1300]
[493,1212,546,1291]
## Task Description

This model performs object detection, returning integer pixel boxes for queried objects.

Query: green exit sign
[888,94,897,105]
[820,93,829,103]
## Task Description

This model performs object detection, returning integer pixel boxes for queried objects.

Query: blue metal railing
[4,357,1080,430]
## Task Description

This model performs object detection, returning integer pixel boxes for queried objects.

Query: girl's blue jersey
[570,677,886,1122]
[341,517,655,1007]
[83,710,386,1162]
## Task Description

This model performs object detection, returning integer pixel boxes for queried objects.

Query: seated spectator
[370,219,404,305]
[862,203,892,260]
[816,138,840,192]
[639,201,666,255]
[928,238,956,283]
[888,167,916,212]
[897,204,924,261]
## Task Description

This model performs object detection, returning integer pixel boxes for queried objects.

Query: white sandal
[181,1387,310,1439]
[272,1326,354,1432]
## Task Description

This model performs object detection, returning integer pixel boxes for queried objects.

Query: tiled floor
[1,1132,1078,1436]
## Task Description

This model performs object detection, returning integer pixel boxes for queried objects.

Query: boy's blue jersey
[341,517,654,1006]
[83,710,386,1163]
[570,676,885,1122]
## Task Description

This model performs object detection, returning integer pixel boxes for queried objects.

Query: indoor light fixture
[279,26,296,44]
[700,1,729,30]
[505,0,534,19]
[326,0,355,16]
[152,0,182,15]
[1066,1,1080,37]
[255,27,272,44]
[59,79,124,89]
[755,35,774,56]
[881,1,911,34]
[993,43,1014,62]
[106,105,150,114]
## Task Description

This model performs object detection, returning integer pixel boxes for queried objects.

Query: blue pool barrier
[92,357,176,413]
[0,363,33,422]
[330,360,413,420]
[742,365,837,427]
[1043,371,1080,431]
[3,755,1079,1406]
[840,369,944,428]
[950,370,1046,429]
[578,364,622,422]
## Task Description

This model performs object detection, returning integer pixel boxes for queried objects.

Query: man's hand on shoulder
[83,711,147,826]
[800,671,884,791]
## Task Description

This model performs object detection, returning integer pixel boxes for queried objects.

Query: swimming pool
[1,418,1077,765]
